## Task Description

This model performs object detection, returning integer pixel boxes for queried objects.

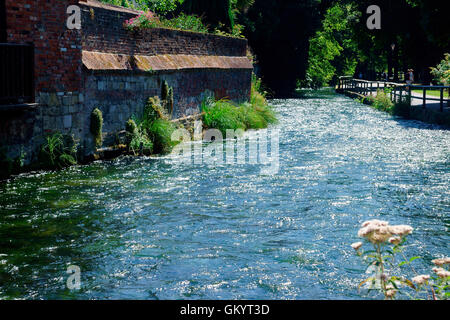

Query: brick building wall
[6,0,82,92]
[79,1,247,57]
[0,0,253,167]
[1,0,83,165]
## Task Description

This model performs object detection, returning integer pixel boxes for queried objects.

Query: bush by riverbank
[360,90,450,127]
[202,76,277,135]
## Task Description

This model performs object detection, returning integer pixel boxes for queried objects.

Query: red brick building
[0,0,252,165]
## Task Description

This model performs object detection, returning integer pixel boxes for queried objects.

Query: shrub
[39,132,78,170]
[145,118,177,154]
[161,81,174,117]
[144,96,168,123]
[203,99,246,135]
[124,11,160,31]
[202,75,277,134]
[372,90,394,112]
[90,108,103,147]
[391,101,411,118]
[124,11,209,34]
[160,13,209,33]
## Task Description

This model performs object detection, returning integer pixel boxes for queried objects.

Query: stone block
[48,93,60,107]
[63,115,72,129]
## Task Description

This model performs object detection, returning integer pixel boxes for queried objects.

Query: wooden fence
[337,76,450,112]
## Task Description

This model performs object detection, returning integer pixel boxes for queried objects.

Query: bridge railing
[337,77,450,112]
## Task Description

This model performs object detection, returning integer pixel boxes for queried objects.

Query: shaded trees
[240,0,323,96]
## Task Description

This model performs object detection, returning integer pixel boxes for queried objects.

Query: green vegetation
[202,75,277,135]
[144,96,168,122]
[127,118,154,156]
[100,0,183,14]
[126,96,177,155]
[411,90,446,98]
[146,118,177,154]
[105,0,247,37]
[351,220,449,300]
[362,90,450,126]
[303,1,450,91]
[161,80,174,117]
[304,3,359,88]
[0,146,26,180]
[124,11,209,33]
[430,53,450,86]
[38,133,78,170]
[90,108,103,148]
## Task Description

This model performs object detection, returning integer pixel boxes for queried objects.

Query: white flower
[432,257,450,266]
[388,225,413,237]
[432,267,450,278]
[357,220,413,244]
[412,275,430,285]
[351,242,363,251]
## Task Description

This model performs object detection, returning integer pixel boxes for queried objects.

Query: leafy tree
[305,2,360,88]
[430,54,450,86]
[241,0,323,96]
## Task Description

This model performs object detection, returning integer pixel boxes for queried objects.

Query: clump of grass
[203,99,246,135]
[372,89,394,112]
[125,96,178,155]
[202,75,277,135]
[39,132,78,170]
[146,118,177,154]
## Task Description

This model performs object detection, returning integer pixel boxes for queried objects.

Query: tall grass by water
[202,76,277,135]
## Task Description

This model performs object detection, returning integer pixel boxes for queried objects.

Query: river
[0,89,449,299]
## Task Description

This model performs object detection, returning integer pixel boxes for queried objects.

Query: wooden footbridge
[336,76,450,113]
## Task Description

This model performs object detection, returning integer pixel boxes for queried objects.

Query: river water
[0,89,449,299]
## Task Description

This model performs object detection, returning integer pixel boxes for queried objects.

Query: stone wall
[83,69,251,141]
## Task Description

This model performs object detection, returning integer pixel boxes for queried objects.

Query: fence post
[409,86,412,106]
[422,88,426,108]
[440,88,444,112]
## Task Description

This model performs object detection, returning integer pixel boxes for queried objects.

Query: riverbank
[0,77,276,182]
[341,90,450,128]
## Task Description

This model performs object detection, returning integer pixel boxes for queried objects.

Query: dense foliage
[102,0,449,94]
[430,54,450,86]
[305,0,450,88]
[202,76,277,135]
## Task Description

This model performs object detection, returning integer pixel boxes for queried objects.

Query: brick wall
[5,0,82,93]
[80,2,247,57]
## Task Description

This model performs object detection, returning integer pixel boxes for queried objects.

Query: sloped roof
[82,51,253,71]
